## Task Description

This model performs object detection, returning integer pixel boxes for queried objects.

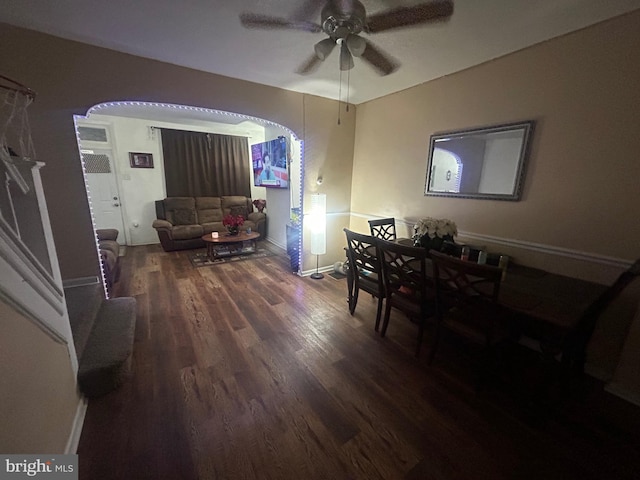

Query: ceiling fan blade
[239,13,322,33]
[314,38,336,60]
[340,42,354,71]
[345,34,366,57]
[290,0,324,21]
[366,0,454,33]
[296,54,323,75]
[360,39,398,75]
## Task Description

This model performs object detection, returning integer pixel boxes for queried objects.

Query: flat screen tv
[251,137,289,189]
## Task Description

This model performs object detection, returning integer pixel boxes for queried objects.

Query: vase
[414,234,453,252]
[227,226,239,236]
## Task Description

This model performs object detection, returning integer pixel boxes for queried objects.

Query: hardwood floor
[77,243,640,479]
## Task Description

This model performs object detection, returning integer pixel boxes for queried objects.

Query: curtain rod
[149,126,252,138]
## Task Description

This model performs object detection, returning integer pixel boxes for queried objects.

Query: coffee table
[201,231,261,261]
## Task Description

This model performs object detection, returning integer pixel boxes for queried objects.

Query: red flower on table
[223,214,245,227]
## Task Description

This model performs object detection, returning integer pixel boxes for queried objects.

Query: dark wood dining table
[497,263,607,356]
[349,239,608,365]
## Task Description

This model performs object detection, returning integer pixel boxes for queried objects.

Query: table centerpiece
[223,214,245,236]
[412,217,458,251]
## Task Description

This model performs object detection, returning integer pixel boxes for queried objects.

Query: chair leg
[374,297,384,332]
[380,301,393,337]
[349,287,359,315]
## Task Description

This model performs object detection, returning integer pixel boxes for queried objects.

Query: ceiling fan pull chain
[346,68,350,113]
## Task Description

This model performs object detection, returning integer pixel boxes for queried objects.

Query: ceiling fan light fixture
[345,34,366,57]
[314,38,336,60]
[339,42,354,71]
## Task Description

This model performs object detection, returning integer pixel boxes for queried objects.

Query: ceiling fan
[239,0,454,76]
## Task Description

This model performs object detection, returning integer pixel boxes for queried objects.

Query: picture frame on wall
[129,152,154,169]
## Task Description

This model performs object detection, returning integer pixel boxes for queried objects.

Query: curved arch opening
[73,101,304,296]
[429,148,463,193]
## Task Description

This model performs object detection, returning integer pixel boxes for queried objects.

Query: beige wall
[3,10,639,280]
[301,95,355,271]
[0,23,355,278]
[0,299,81,453]
[351,10,640,283]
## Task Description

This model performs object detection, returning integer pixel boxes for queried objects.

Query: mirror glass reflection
[425,121,534,201]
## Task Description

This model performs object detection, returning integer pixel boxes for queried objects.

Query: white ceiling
[2,0,639,105]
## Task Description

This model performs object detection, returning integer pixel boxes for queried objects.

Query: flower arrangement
[413,217,457,249]
[252,199,266,213]
[223,214,245,235]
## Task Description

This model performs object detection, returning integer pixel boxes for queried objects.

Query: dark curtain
[161,128,251,197]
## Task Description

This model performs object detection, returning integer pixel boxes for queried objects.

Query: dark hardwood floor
[77,243,640,479]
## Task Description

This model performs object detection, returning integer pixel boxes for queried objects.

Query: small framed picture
[129,152,154,169]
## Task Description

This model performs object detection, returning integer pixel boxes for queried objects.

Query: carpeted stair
[65,282,137,398]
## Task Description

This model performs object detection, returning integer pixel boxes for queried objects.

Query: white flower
[413,217,457,241]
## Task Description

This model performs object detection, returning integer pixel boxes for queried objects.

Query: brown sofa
[97,228,120,290]
[152,196,266,252]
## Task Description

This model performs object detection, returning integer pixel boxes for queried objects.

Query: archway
[73,101,305,295]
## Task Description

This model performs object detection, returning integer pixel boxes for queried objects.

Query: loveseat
[152,196,266,252]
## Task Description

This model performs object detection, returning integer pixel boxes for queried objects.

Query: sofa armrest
[248,212,266,223]
[96,228,119,242]
[152,219,173,231]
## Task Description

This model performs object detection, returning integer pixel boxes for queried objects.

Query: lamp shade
[314,38,336,60]
[339,42,354,71]
[309,193,326,255]
[346,34,366,57]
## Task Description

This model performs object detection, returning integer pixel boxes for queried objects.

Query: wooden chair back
[368,218,397,242]
[378,239,435,355]
[430,250,503,308]
[344,229,385,330]
[429,250,508,367]
[567,258,640,372]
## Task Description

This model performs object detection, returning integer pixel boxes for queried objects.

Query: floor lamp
[309,193,326,280]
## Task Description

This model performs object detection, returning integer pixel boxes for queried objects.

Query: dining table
[348,238,609,369]
[496,263,607,362]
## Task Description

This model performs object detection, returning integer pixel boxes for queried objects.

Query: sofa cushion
[173,208,197,225]
[164,197,196,224]
[172,224,204,240]
[99,239,120,258]
[196,197,223,223]
[222,196,252,216]
[201,222,226,234]
[230,205,249,220]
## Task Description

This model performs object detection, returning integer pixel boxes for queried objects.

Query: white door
[82,149,126,242]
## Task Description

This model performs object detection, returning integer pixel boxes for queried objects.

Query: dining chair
[343,228,385,331]
[378,239,436,356]
[564,258,640,375]
[429,250,515,383]
[368,218,397,242]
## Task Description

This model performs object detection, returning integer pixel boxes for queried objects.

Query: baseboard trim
[65,396,88,454]
[302,265,334,277]
[266,238,286,251]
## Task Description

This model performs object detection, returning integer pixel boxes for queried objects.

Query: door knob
[113,203,120,207]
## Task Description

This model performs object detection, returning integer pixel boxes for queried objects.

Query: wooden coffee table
[201,231,261,261]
